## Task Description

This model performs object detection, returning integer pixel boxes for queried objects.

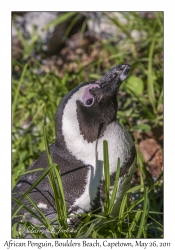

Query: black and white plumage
[12,64,136,228]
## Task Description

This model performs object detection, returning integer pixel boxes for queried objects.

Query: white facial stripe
[82,84,100,104]
[120,72,127,82]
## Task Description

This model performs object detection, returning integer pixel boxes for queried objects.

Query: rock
[12,36,23,60]
[12,12,86,56]
[86,12,127,40]
[139,138,163,180]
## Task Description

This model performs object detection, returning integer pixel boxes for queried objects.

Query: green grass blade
[47,173,62,222]
[126,210,142,238]
[77,223,96,238]
[117,193,127,234]
[43,125,61,223]
[43,126,69,235]
[137,151,144,190]
[148,37,156,112]
[46,165,63,226]
[18,168,44,176]
[119,196,127,218]
[64,14,81,40]
[80,17,87,40]
[103,140,110,214]
[43,12,76,31]
[54,166,67,221]
[12,223,19,238]
[126,185,144,194]
[109,157,120,214]
[136,187,149,238]
[43,126,52,165]
[12,63,28,121]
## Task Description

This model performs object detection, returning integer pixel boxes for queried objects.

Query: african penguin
[12,64,136,230]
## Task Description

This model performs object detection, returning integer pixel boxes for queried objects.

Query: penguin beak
[95,64,131,96]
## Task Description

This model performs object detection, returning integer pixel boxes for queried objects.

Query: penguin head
[56,64,131,144]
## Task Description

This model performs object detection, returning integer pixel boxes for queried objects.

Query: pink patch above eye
[82,84,100,103]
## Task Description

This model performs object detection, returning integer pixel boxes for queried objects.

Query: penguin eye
[85,98,94,106]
